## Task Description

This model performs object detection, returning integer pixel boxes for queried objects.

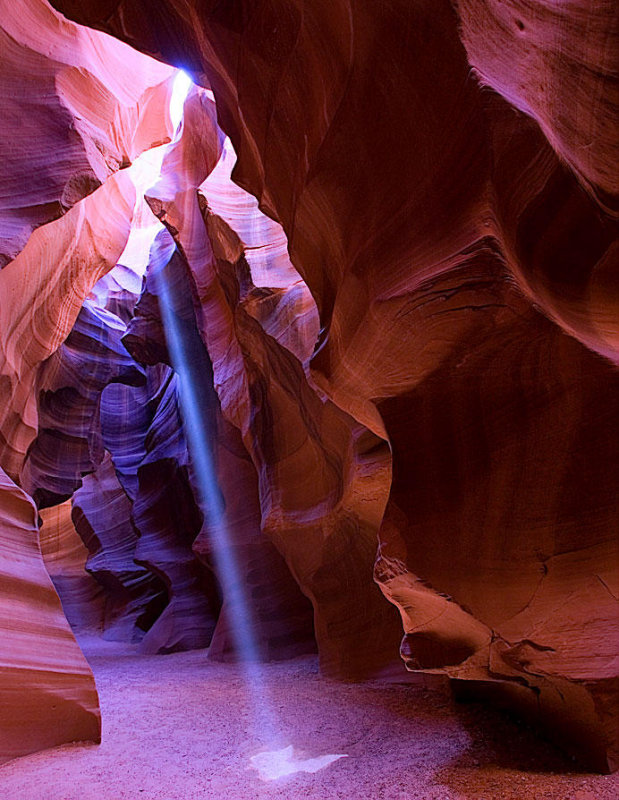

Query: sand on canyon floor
[0,636,617,800]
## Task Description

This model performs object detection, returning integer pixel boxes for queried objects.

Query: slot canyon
[0,1,617,798]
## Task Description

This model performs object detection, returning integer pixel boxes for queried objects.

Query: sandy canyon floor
[0,636,617,800]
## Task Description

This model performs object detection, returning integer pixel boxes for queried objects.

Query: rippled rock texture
[0,0,617,773]
[39,500,104,631]
[48,0,618,771]
[0,0,173,761]
[0,469,99,763]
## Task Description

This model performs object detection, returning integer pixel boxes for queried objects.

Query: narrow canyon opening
[0,1,617,799]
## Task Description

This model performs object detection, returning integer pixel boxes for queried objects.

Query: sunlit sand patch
[250,745,348,781]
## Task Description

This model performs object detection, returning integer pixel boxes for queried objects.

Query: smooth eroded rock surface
[1,0,616,772]
[0,469,99,763]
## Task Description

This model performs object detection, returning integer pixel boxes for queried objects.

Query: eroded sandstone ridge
[0,0,170,761]
[0,0,617,772]
[0,469,99,761]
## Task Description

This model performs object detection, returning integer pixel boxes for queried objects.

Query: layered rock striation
[0,0,617,773]
[48,0,618,770]
[0,468,99,763]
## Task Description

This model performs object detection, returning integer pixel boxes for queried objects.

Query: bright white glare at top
[170,69,193,132]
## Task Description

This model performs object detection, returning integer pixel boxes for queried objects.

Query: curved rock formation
[0,0,615,774]
[0,0,175,264]
[48,0,618,770]
[0,1,186,759]
[39,500,104,631]
[126,234,316,661]
[0,468,99,763]
[22,300,145,508]
[128,366,220,655]
[454,0,619,211]
[0,168,136,482]
[143,96,402,676]
[71,451,168,643]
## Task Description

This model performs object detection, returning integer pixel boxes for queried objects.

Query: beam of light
[150,230,280,747]
[155,244,350,775]
[146,70,349,779]
[157,68,282,748]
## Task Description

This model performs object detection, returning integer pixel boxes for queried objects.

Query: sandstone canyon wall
[0,469,100,762]
[0,0,171,760]
[0,0,617,773]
